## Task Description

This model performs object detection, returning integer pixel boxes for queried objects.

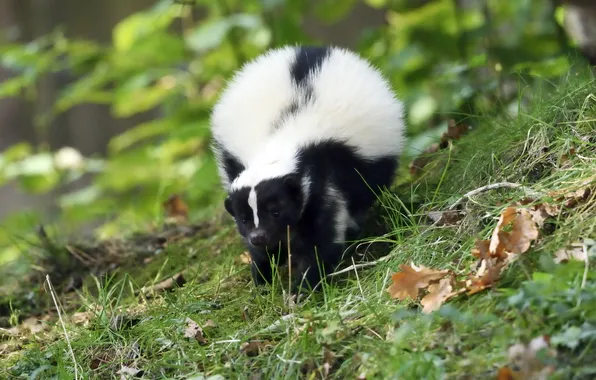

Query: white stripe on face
[248,187,259,227]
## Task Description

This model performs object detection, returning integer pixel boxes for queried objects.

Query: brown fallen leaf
[490,207,539,257]
[184,317,208,346]
[489,207,518,257]
[471,240,491,260]
[554,244,586,264]
[240,340,272,357]
[442,118,471,144]
[427,210,466,226]
[467,261,503,295]
[117,365,141,380]
[409,119,472,175]
[497,366,520,380]
[386,264,450,301]
[528,207,548,228]
[238,251,252,264]
[507,335,556,380]
[322,348,339,378]
[141,272,186,296]
[503,208,540,254]
[21,316,51,335]
[409,143,440,175]
[563,187,592,208]
[420,277,458,314]
[163,194,189,224]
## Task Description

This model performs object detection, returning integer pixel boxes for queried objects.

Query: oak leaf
[554,244,586,264]
[420,277,459,314]
[386,264,450,301]
[490,207,539,257]
[184,317,208,346]
[507,335,556,380]
[467,261,503,295]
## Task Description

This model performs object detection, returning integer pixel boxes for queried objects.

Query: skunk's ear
[224,196,234,216]
[283,173,302,199]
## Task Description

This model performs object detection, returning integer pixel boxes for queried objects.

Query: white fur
[211,45,406,191]
[248,188,259,227]
[326,185,349,244]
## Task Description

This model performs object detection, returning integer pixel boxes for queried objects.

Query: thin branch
[448,182,542,210]
[327,253,394,278]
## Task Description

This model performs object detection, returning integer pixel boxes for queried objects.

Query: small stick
[327,253,394,278]
[46,275,79,380]
[448,182,542,210]
[287,225,292,297]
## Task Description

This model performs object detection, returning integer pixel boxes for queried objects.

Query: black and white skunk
[210,45,405,291]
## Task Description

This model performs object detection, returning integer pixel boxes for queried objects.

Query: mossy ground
[1,71,595,379]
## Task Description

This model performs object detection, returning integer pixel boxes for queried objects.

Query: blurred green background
[0,0,592,289]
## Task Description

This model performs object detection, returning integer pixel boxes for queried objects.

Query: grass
[1,70,595,379]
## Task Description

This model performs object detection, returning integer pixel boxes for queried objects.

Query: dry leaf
[21,316,50,335]
[386,264,450,300]
[117,365,141,380]
[163,194,189,223]
[238,251,252,264]
[409,143,440,175]
[467,262,503,295]
[141,272,186,296]
[471,240,491,259]
[184,317,208,346]
[322,348,337,378]
[554,244,586,264]
[489,207,518,256]
[497,366,519,380]
[240,340,272,357]
[507,336,556,380]
[420,277,457,314]
[490,207,539,257]
[528,207,548,228]
[503,208,539,254]
[428,210,465,226]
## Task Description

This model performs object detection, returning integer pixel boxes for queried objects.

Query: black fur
[213,141,245,185]
[226,140,398,293]
[290,46,330,86]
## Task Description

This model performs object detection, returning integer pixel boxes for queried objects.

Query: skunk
[210,45,405,292]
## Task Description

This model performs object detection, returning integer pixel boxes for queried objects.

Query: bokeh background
[0,0,594,282]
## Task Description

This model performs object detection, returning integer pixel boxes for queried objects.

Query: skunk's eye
[271,210,280,218]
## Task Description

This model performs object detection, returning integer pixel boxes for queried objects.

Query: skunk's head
[225,172,307,250]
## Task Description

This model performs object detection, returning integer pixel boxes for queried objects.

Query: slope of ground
[1,70,595,379]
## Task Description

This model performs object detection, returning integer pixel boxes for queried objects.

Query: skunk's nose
[249,231,267,246]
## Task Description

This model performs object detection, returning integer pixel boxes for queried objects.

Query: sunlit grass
[1,70,595,379]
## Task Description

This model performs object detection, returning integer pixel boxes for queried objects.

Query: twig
[352,257,365,297]
[448,182,542,210]
[581,242,590,290]
[287,225,292,298]
[328,253,394,278]
[46,275,79,380]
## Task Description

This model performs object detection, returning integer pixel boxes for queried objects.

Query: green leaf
[112,1,179,52]
[314,0,357,23]
[109,119,174,153]
[186,14,263,53]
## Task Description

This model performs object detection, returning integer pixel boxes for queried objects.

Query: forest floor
[1,72,595,380]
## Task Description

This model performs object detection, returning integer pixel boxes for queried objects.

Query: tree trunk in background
[303,1,386,49]
[0,0,155,222]
[562,0,596,65]
[0,0,386,222]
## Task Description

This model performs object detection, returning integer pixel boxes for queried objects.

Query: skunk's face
[225,174,304,251]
